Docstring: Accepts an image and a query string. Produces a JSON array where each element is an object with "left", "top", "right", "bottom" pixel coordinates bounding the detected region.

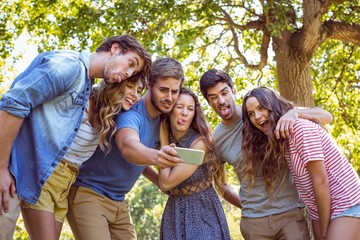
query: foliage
[
  {"left": 312, "top": 42, "right": 360, "bottom": 172},
  {"left": 14, "top": 215, "right": 74, "bottom": 240},
  {"left": 126, "top": 175, "right": 168, "bottom": 239}
]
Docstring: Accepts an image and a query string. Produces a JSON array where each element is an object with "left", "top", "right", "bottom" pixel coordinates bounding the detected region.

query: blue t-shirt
[{"left": 74, "top": 99, "right": 160, "bottom": 201}]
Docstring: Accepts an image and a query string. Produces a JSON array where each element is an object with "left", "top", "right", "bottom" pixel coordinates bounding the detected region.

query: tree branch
[
  {"left": 214, "top": 2, "right": 268, "bottom": 70},
  {"left": 302, "top": 0, "right": 324, "bottom": 51},
  {"left": 322, "top": 20, "right": 360, "bottom": 45}
]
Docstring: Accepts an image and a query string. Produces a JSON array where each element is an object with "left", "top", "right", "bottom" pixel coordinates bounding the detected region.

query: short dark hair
[
  {"left": 96, "top": 35, "right": 152, "bottom": 88},
  {"left": 199, "top": 69, "right": 234, "bottom": 101},
  {"left": 149, "top": 57, "right": 185, "bottom": 86}
]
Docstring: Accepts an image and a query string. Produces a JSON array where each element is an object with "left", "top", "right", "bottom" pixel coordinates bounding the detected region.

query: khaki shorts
[
  {"left": 21, "top": 160, "right": 78, "bottom": 223},
  {"left": 240, "top": 207, "right": 311, "bottom": 240}
]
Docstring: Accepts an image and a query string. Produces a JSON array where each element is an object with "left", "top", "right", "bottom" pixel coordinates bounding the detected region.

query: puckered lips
[{"left": 161, "top": 100, "right": 174, "bottom": 110}]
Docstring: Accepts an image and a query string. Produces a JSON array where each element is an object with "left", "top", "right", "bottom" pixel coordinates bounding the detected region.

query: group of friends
[{"left": 0, "top": 34, "right": 359, "bottom": 240}]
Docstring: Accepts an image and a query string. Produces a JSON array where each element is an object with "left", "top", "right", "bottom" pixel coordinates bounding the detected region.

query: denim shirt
[{"left": 0, "top": 50, "right": 91, "bottom": 204}]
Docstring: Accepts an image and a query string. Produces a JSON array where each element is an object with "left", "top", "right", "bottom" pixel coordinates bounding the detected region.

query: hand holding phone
[{"left": 174, "top": 147, "right": 205, "bottom": 165}]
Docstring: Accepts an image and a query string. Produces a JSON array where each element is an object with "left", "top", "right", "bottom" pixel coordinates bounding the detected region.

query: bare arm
[
  {"left": 307, "top": 160, "right": 331, "bottom": 240},
  {"left": 218, "top": 164, "right": 242, "bottom": 208},
  {"left": 223, "top": 182, "right": 242, "bottom": 209},
  {"left": 142, "top": 166, "right": 160, "bottom": 188},
  {"left": 275, "top": 107, "right": 333, "bottom": 139},
  {"left": 158, "top": 139, "right": 206, "bottom": 191},
  {"left": 115, "top": 128, "right": 182, "bottom": 168},
  {"left": 0, "top": 110, "right": 23, "bottom": 213}
]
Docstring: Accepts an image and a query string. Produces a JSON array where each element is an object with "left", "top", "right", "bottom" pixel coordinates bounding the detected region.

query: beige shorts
[
  {"left": 21, "top": 160, "right": 78, "bottom": 223},
  {"left": 240, "top": 207, "right": 311, "bottom": 240},
  {"left": 0, "top": 195, "right": 20, "bottom": 240}
]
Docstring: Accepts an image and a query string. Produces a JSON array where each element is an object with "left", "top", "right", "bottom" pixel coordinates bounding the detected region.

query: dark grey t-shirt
[{"left": 213, "top": 118, "right": 304, "bottom": 218}]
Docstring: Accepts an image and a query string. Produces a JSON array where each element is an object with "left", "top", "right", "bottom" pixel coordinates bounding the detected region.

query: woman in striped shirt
[{"left": 240, "top": 86, "right": 360, "bottom": 240}]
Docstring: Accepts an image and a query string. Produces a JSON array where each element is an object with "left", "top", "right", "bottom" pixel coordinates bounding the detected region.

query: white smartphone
[{"left": 174, "top": 147, "right": 205, "bottom": 165}]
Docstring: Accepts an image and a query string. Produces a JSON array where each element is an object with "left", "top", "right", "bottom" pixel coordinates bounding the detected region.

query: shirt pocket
[{"left": 54, "top": 91, "right": 84, "bottom": 118}]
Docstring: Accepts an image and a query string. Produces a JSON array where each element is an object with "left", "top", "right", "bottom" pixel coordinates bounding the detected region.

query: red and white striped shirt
[{"left": 286, "top": 119, "right": 360, "bottom": 220}]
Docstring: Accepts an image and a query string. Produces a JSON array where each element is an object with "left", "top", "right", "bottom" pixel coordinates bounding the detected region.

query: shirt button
[{"left": 74, "top": 128, "right": 78, "bottom": 132}]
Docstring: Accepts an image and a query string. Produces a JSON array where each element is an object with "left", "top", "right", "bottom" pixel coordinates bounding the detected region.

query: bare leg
[
  {"left": 311, "top": 220, "right": 322, "bottom": 240},
  {"left": 327, "top": 217, "right": 360, "bottom": 240},
  {"left": 22, "top": 209, "right": 63, "bottom": 240}
]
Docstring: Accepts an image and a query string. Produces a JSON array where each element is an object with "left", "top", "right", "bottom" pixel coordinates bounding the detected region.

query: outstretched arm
[
  {"left": 0, "top": 110, "right": 23, "bottom": 213},
  {"left": 275, "top": 107, "right": 333, "bottom": 139},
  {"left": 115, "top": 128, "right": 182, "bottom": 168}
]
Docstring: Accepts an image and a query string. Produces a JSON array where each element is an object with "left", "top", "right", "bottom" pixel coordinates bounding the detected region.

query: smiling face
[
  {"left": 150, "top": 77, "right": 181, "bottom": 114},
  {"left": 121, "top": 79, "right": 144, "bottom": 110},
  {"left": 103, "top": 51, "right": 144, "bottom": 84},
  {"left": 206, "top": 82, "right": 237, "bottom": 124},
  {"left": 245, "top": 96, "right": 271, "bottom": 134},
  {"left": 170, "top": 93, "right": 195, "bottom": 139}
]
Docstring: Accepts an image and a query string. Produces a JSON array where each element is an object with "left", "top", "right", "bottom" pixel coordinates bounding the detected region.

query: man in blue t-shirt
[{"left": 67, "top": 57, "right": 185, "bottom": 240}]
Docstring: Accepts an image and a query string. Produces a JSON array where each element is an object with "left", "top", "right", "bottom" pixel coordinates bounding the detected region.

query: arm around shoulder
[{"left": 296, "top": 107, "right": 333, "bottom": 125}]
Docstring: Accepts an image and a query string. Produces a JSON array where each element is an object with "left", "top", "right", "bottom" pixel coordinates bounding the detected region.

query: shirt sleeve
[
  {"left": 0, "top": 51, "right": 81, "bottom": 118},
  {"left": 291, "top": 119, "right": 325, "bottom": 166},
  {"left": 116, "top": 108, "right": 142, "bottom": 134}
]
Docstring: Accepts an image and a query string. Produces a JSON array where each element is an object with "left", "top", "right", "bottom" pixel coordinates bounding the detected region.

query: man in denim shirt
[{"left": 0, "top": 35, "right": 151, "bottom": 240}]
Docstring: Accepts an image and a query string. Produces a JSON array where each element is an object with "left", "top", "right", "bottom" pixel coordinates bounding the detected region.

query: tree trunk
[{"left": 273, "top": 37, "right": 315, "bottom": 107}]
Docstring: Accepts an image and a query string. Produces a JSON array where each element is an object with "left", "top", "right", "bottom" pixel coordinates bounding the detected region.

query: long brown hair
[
  {"left": 90, "top": 77, "right": 144, "bottom": 154},
  {"left": 240, "top": 86, "right": 295, "bottom": 196},
  {"left": 164, "top": 87, "right": 225, "bottom": 194}
]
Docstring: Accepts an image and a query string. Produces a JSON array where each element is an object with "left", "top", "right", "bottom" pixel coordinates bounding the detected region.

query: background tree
[{"left": 1, "top": 0, "right": 359, "bottom": 168}]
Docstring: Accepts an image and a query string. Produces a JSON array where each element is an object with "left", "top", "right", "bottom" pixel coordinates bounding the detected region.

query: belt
[
  {"left": 171, "top": 178, "right": 211, "bottom": 197},
  {"left": 60, "top": 159, "right": 79, "bottom": 172}
]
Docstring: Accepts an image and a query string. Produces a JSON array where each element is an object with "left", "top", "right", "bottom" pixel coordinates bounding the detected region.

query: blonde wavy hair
[{"left": 90, "top": 77, "right": 144, "bottom": 154}]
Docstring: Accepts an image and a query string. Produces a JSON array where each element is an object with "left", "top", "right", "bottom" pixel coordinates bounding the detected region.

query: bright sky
[{"left": 11, "top": 33, "right": 38, "bottom": 72}]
